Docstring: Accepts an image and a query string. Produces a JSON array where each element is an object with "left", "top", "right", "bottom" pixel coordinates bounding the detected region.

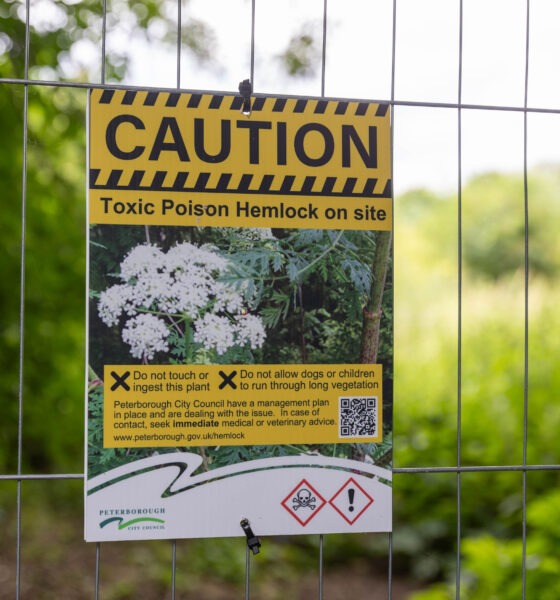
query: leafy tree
[
  {"left": 393, "top": 171, "right": 560, "bottom": 587},
  {"left": 1, "top": 0, "right": 215, "bottom": 81},
  {"left": 278, "top": 24, "right": 322, "bottom": 77},
  {"left": 0, "top": 83, "right": 86, "bottom": 472},
  {"left": 0, "top": 0, "right": 214, "bottom": 473}
]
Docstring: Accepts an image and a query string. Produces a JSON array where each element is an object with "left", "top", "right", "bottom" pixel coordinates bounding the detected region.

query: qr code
[{"left": 339, "top": 396, "right": 377, "bottom": 438}]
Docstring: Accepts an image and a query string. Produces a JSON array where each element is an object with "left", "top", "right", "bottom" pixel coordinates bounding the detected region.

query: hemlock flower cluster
[{"left": 98, "top": 242, "right": 266, "bottom": 361}]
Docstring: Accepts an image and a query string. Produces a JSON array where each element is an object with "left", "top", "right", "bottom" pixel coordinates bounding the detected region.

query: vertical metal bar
[
  {"left": 388, "top": 1, "right": 397, "bottom": 596},
  {"left": 250, "top": 0, "right": 256, "bottom": 86},
  {"left": 241, "top": 3, "right": 256, "bottom": 595},
  {"left": 456, "top": 1, "right": 464, "bottom": 598},
  {"left": 318, "top": 534, "right": 324, "bottom": 600},
  {"left": 318, "top": 1, "right": 328, "bottom": 591},
  {"left": 176, "top": 0, "right": 182, "bottom": 88},
  {"left": 171, "top": 540, "right": 177, "bottom": 599},
  {"left": 245, "top": 545, "right": 251, "bottom": 600},
  {"left": 521, "top": 1, "right": 531, "bottom": 598},
  {"left": 16, "top": 0, "right": 32, "bottom": 596},
  {"left": 320, "top": 0, "right": 328, "bottom": 97},
  {"left": 101, "top": 0, "right": 107, "bottom": 83},
  {"left": 95, "top": 543, "right": 101, "bottom": 600},
  {"left": 239, "top": 3, "right": 257, "bottom": 594},
  {"left": 15, "top": 101, "right": 28, "bottom": 600},
  {"left": 96, "top": 1, "right": 108, "bottom": 595},
  {"left": 388, "top": 533, "right": 393, "bottom": 599}
]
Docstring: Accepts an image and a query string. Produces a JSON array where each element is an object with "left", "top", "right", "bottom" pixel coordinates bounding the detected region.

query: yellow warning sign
[
  {"left": 104, "top": 364, "right": 382, "bottom": 448},
  {"left": 89, "top": 89, "right": 392, "bottom": 230}
]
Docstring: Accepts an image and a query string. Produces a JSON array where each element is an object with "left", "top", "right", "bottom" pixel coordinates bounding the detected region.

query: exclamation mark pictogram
[{"left": 348, "top": 488, "right": 355, "bottom": 512}]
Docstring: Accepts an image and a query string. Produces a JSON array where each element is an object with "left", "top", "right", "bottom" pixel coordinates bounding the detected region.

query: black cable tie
[
  {"left": 240, "top": 518, "right": 261, "bottom": 555},
  {"left": 238, "top": 79, "right": 252, "bottom": 116}
]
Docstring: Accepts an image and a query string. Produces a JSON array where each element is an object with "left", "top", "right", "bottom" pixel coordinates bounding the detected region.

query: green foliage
[
  {"left": 1, "top": 0, "right": 214, "bottom": 82},
  {"left": 412, "top": 489, "right": 560, "bottom": 600},
  {"left": 0, "top": 0, "right": 218, "bottom": 475},
  {"left": 393, "top": 173, "right": 560, "bottom": 590},
  {"left": 398, "top": 168, "right": 560, "bottom": 282},
  {"left": 3, "top": 0, "right": 560, "bottom": 592},
  {"left": 0, "top": 82, "right": 86, "bottom": 473},
  {"left": 277, "top": 24, "right": 321, "bottom": 77},
  {"left": 86, "top": 225, "right": 391, "bottom": 477},
  {"left": 88, "top": 225, "right": 385, "bottom": 370}
]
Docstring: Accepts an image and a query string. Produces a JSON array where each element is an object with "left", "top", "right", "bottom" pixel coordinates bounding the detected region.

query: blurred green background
[{"left": 1, "top": 0, "right": 560, "bottom": 598}]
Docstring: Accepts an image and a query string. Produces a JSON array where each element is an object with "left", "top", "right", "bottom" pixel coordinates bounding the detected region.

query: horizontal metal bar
[
  {"left": 1, "top": 464, "right": 559, "bottom": 482},
  {"left": 0, "top": 474, "right": 84, "bottom": 481},
  {"left": 394, "top": 464, "right": 560, "bottom": 474},
  {"left": 1, "top": 77, "right": 560, "bottom": 115}
]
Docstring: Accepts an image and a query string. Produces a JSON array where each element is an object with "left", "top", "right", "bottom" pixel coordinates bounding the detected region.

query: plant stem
[
  {"left": 183, "top": 317, "right": 193, "bottom": 363},
  {"left": 297, "top": 284, "right": 308, "bottom": 363},
  {"left": 359, "top": 230, "right": 392, "bottom": 363}
]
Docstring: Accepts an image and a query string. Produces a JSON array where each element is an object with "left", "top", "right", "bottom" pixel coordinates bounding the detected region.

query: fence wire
[{"left": 2, "top": 0, "right": 560, "bottom": 598}]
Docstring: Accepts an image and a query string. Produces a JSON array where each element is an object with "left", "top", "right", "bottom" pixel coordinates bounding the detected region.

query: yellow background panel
[{"left": 103, "top": 364, "right": 383, "bottom": 448}]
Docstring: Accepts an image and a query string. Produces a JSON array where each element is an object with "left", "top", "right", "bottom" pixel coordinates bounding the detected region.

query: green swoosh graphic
[{"left": 100, "top": 516, "right": 165, "bottom": 529}]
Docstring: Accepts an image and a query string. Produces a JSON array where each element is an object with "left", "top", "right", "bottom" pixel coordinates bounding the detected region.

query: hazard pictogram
[
  {"left": 329, "top": 477, "right": 374, "bottom": 524},
  {"left": 281, "top": 478, "right": 326, "bottom": 526}
]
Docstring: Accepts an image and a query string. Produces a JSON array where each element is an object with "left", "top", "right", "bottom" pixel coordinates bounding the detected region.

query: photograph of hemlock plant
[{"left": 87, "top": 224, "right": 392, "bottom": 477}]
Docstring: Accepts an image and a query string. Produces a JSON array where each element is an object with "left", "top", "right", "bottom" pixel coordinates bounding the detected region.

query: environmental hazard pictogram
[
  {"left": 328, "top": 477, "right": 374, "bottom": 524},
  {"left": 281, "top": 478, "right": 326, "bottom": 526}
]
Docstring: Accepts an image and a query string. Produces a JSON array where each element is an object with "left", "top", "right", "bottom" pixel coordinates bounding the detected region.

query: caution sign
[
  {"left": 85, "top": 87, "right": 393, "bottom": 542},
  {"left": 89, "top": 89, "right": 391, "bottom": 230}
]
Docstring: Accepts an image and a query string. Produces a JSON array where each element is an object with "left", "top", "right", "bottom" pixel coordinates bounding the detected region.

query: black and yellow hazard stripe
[
  {"left": 89, "top": 168, "right": 391, "bottom": 198},
  {"left": 96, "top": 88, "right": 389, "bottom": 118},
  {"left": 89, "top": 89, "right": 392, "bottom": 199}
]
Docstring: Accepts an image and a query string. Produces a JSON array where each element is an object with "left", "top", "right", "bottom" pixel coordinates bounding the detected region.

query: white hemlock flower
[
  {"left": 213, "top": 282, "right": 245, "bottom": 314},
  {"left": 165, "top": 242, "right": 229, "bottom": 274},
  {"left": 120, "top": 244, "right": 165, "bottom": 280},
  {"left": 98, "top": 284, "right": 131, "bottom": 327},
  {"left": 121, "top": 314, "right": 170, "bottom": 360},
  {"left": 193, "top": 313, "right": 236, "bottom": 355},
  {"left": 98, "top": 241, "right": 267, "bottom": 360},
  {"left": 234, "top": 314, "right": 266, "bottom": 349},
  {"left": 130, "top": 271, "right": 173, "bottom": 313}
]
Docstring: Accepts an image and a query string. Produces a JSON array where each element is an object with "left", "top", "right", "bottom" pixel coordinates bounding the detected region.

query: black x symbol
[
  {"left": 110, "top": 370, "right": 131, "bottom": 391},
  {"left": 218, "top": 370, "right": 238, "bottom": 390}
]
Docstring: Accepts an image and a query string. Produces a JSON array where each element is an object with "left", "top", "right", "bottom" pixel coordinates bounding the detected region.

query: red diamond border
[
  {"left": 281, "top": 478, "right": 327, "bottom": 526},
  {"left": 328, "top": 477, "right": 374, "bottom": 525}
]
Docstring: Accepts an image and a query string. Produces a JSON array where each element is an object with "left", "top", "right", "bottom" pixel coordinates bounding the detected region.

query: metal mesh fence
[{"left": 2, "top": 0, "right": 560, "bottom": 598}]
